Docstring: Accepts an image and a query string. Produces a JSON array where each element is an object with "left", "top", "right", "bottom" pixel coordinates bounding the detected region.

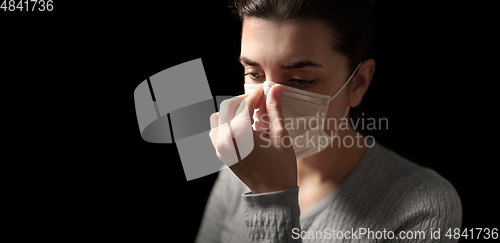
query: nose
[{"left": 261, "top": 80, "right": 280, "bottom": 95}]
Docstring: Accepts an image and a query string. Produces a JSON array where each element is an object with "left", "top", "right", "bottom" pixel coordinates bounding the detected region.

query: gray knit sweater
[{"left": 195, "top": 143, "right": 462, "bottom": 242}]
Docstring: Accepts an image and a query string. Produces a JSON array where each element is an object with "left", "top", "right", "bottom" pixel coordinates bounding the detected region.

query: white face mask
[{"left": 244, "top": 63, "right": 361, "bottom": 160}]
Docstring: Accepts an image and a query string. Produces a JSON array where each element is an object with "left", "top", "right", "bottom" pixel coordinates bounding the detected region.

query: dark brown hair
[{"left": 235, "top": 0, "right": 375, "bottom": 75}]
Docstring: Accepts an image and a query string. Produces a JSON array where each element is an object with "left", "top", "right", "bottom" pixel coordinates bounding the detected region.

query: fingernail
[{"left": 210, "top": 113, "right": 217, "bottom": 129}]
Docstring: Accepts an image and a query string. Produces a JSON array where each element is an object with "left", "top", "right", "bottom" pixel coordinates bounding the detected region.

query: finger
[
  {"left": 213, "top": 113, "right": 239, "bottom": 166},
  {"left": 266, "top": 84, "right": 287, "bottom": 138},
  {"left": 253, "top": 88, "right": 268, "bottom": 131},
  {"left": 209, "top": 111, "right": 238, "bottom": 165},
  {"left": 209, "top": 112, "right": 219, "bottom": 147},
  {"left": 219, "top": 95, "right": 247, "bottom": 129},
  {"left": 232, "top": 84, "right": 263, "bottom": 135},
  {"left": 232, "top": 88, "right": 262, "bottom": 160},
  {"left": 219, "top": 88, "right": 261, "bottom": 162},
  {"left": 235, "top": 84, "right": 263, "bottom": 120},
  {"left": 210, "top": 112, "right": 218, "bottom": 130},
  {"left": 231, "top": 99, "right": 255, "bottom": 160},
  {"left": 217, "top": 97, "right": 246, "bottom": 166}
]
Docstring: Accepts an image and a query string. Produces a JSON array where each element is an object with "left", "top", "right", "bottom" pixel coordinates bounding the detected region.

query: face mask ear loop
[
  {"left": 333, "top": 106, "right": 351, "bottom": 137},
  {"left": 329, "top": 63, "right": 362, "bottom": 102}
]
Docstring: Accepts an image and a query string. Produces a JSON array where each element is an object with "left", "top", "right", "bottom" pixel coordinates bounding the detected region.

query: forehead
[{"left": 241, "top": 18, "right": 335, "bottom": 63}]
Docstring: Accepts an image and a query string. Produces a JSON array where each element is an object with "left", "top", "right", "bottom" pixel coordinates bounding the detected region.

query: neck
[{"left": 296, "top": 125, "right": 368, "bottom": 187}]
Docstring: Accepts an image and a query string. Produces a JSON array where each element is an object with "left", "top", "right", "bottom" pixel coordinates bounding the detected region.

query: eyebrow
[
  {"left": 239, "top": 56, "right": 323, "bottom": 70},
  {"left": 282, "top": 60, "right": 323, "bottom": 69},
  {"left": 239, "top": 56, "right": 261, "bottom": 67}
]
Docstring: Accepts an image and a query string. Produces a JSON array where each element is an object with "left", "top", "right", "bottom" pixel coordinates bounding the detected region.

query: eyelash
[
  {"left": 243, "top": 72, "right": 261, "bottom": 80},
  {"left": 244, "top": 73, "right": 315, "bottom": 88},
  {"left": 289, "top": 79, "right": 315, "bottom": 85}
]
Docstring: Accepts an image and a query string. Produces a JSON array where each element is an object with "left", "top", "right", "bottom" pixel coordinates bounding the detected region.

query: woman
[{"left": 197, "top": 0, "right": 461, "bottom": 242}]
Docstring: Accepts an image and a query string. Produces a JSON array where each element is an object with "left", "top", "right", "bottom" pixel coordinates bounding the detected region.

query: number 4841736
[{"left": 1, "top": 0, "right": 54, "bottom": 11}]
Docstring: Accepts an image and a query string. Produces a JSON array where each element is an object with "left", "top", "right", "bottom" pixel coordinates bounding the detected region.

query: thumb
[{"left": 266, "top": 84, "right": 287, "bottom": 138}]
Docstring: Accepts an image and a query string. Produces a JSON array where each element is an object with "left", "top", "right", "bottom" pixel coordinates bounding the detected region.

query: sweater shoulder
[
  {"left": 364, "top": 143, "right": 457, "bottom": 194},
  {"left": 363, "top": 144, "right": 462, "bottom": 230},
  {"left": 380, "top": 144, "right": 460, "bottom": 202},
  {"left": 390, "top": 167, "right": 463, "bottom": 232}
]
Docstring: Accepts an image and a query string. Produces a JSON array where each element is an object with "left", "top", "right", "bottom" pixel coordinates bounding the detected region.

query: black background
[{"left": 3, "top": 0, "right": 498, "bottom": 241}]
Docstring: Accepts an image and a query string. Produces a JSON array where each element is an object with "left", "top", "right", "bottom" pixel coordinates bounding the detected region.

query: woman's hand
[{"left": 209, "top": 84, "right": 297, "bottom": 194}]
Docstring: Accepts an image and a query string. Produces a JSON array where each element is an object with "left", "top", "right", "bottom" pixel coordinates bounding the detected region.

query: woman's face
[{"left": 240, "top": 17, "right": 355, "bottom": 134}]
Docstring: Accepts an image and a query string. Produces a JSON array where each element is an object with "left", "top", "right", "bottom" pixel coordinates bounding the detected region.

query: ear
[{"left": 349, "top": 59, "right": 375, "bottom": 108}]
